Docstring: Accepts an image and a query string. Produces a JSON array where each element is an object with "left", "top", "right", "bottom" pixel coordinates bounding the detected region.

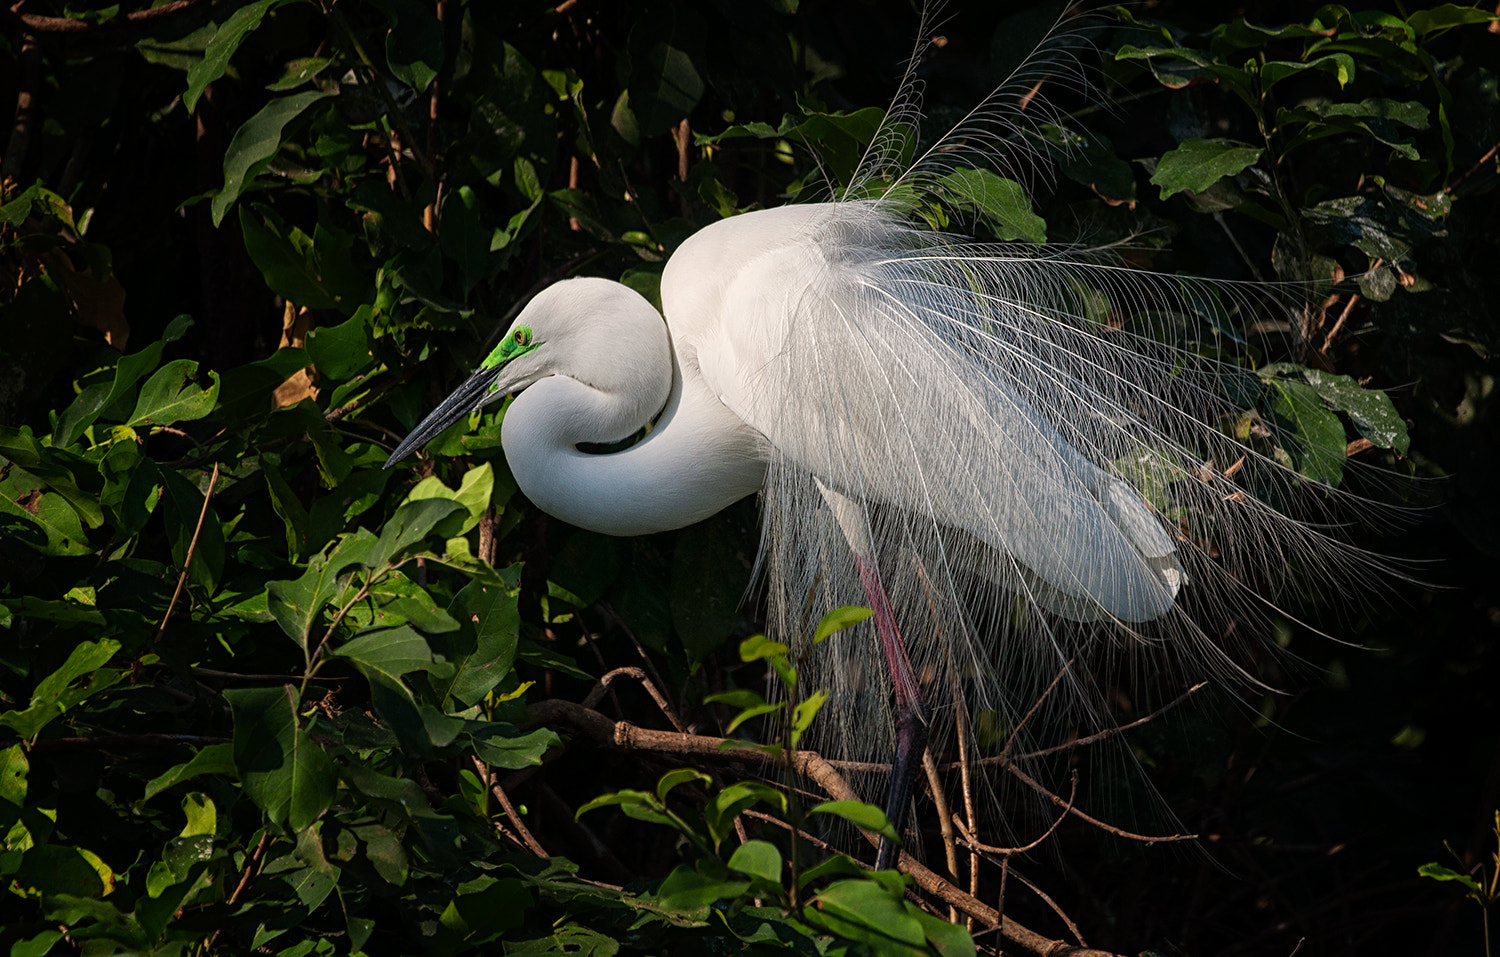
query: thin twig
[
  {"left": 301, "top": 578, "right": 376, "bottom": 694},
  {"left": 1003, "top": 762, "right": 1195, "bottom": 844},
  {"left": 922, "top": 748, "right": 961, "bottom": 921},
  {"left": 1005, "top": 681, "right": 1207, "bottom": 762},
  {"left": 998, "top": 658, "right": 1074, "bottom": 763},
  {"left": 597, "top": 601, "right": 676, "bottom": 720},
  {"left": 473, "top": 757, "right": 547, "bottom": 857},
  {"left": 955, "top": 770, "right": 1078, "bottom": 856},
  {"left": 1321, "top": 288, "right": 1362, "bottom": 355},
  {"left": 155, "top": 461, "right": 221, "bottom": 642},
  {"left": 4, "top": 0, "right": 209, "bottom": 34},
  {"left": 203, "top": 828, "right": 271, "bottom": 953}
]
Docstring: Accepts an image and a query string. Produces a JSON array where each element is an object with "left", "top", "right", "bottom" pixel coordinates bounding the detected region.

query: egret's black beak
[{"left": 383, "top": 366, "right": 504, "bottom": 468}]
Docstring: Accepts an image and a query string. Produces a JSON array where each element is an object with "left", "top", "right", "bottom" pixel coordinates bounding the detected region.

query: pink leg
[{"left": 855, "top": 553, "right": 929, "bottom": 871}]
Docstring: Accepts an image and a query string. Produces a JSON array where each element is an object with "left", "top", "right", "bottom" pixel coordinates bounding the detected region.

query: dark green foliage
[{"left": 0, "top": 2, "right": 1496, "bottom": 956}]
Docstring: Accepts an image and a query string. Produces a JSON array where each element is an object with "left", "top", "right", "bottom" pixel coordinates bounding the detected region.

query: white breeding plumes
[{"left": 386, "top": 13, "right": 1393, "bottom": 868}]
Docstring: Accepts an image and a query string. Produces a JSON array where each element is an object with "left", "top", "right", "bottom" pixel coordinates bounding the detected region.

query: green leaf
[
  {"left": 1261, "top": 54, "right": 1356, "bottom": 90},
  {"left": 53, "top": 315, "right": 192, "bottom": 447},
  {"left": 126, "top": 359, "right": 220, "bottom": 428},
  {"left": 225, "top": 686, "right": 335, "bottom": 830},
  {"left": 814, "top": 606, "right": 872, "bottom": 644},
  {"left": 141, "top": 744, "right": 237, "bottom": 804},
  {"left": 738, "top": 634, "right": 789, "bottom": 662},
  {"left": 706, "top": 782, "right": 787, "bottom": 845},
  {"left": 213, "top": 90, "right": 331, "bottom": 226},
  {"left": 1406, "top": 4, "right": 1498, "bottom": 36},
  {"left": 239, "top": 206, "right": 336, "bottom": 310},
  {"left": 1151, "top": 139, "right": 1263, "bottom": 199},
  {"left": 336, "top": 630, "right": 464, "bottom": 758},
  {"left": 367, "top": 498, "right": 467, "bottom": 570},
  {"left": 14, "top": 845, "right": 114, "bottom": 899},
  {"left": 789, "top": 689, "right": 828, "bottom": 748},
  {"left": 305, "top": 309, "right": 373, "bottom": 381},
  {"left": 266, "top": 530, "right": 375, "bottom": 649},
  {"left": 711, "top": 108, "right": 890, "bottom": 188},
  {"left": 185, "top": 0, "right": 278, "bottom": 112},
  {"left": 437, "top": 875, "right": 531, "bottom": 946},
  {"left": 803, "top": 879, "right": 925, "bottom": 948},
  {"left": 626, "top": 8, "right": 706, "bottom": 137},
  {"left": 405, "top": 463, "right": 494, "bottom": 538},
  {"left": 440, "top": 577, "right": 522, "bottom": 708},
  {"left": 1417, "top": 861, "right": 1483, "bottom": 893},
  {"left": 656, "top": 768, "right": 711, "bottom": 803},
  {"left": 264, "top": 463, "right": 311, "bottom": 562},
  {"left": 467, "top": 724, "right": 559, "bottom": 770},
  {"left": 654, "top": 864, "right": 750, "bottom": 915},
  {"left": 727, "top": 840, "right": 782, "bottom": 883},
  {"left": 1265, "top": 377, "right": 1347, "bottom": 486},
  {"left": 0, "top": 744, "right": 28, "bottom": 805},
  {"left": 1301, "top": 370, "right": 1410, "bottom": 453},
  {"left": 0, "top": 490, "right": 93, "bottom": 557},
  {"left": 268, "top": 56, "right": 333, "bottom": 91},
  {"left": 10, "top": 930, "right": 65, "bottom": 957},
  {"left": 915, "top": 908, "right": 978, "bottom": 956},
  {"left": 361, "top": 573, "right": 460, "bottom": 635},
  {"left": 577, "top": 789, "right": 671, "bottom": 825},
  {"left": 0, "top": 639, "right": 121, "bottom": 740},
  {"left": 384, "top": 0, "right": 443, "bottom": 91},
  {"left": 936, "top": 169, "right": 1047, "bottom": 244},
  {"left": 1041, "top": 124, "right": 1137, "bottom": 205},
  {"left": 331, "top": 625, "right": 453, "bottom": 682},
  {"left": 720, "top": 699, "right": 780, "bottom": 736},
  {"left": 809, "top": 800, "right": 898, "bottom": 841}
]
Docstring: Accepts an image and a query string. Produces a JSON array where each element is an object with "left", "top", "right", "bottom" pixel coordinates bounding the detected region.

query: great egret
[{"left": 385, "top": 19, "right": 1386, "bottom": 872}]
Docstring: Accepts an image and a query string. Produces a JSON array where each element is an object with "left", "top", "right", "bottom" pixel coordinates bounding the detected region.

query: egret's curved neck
[{"left": 502, "top": 365, "right": 766, "bottom": 537}]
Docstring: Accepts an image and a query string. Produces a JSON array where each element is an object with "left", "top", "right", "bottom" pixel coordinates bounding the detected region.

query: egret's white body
[
  {"left": 388, "top": 22, "right": 1386, "bottom": 866},
  {"left": 499, "top": 202, "right": 1183, "bottom": 621}
]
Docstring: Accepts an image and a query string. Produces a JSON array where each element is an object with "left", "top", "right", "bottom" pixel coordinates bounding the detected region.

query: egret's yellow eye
[{"left": 514, "top": 330, "right": 525, "bottom": 344}]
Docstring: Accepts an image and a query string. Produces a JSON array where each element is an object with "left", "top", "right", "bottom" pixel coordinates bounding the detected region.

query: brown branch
[
  {"left": 890, "top": 846, "right": 1123, "bottom": 957},
  {"left": 567, "top": 156, "right": 582, "bottom": 231},
  {"left": 2, "top": 34, "right": 39, "bottom": 179},
  {"left": 6, "top": 0, "right": 210, "bottom": 33},
  {"left": 155, "top": 461, "right": 221, "bottom": 642},
  {"left": 674, "top": 119, "right": 691, "bottom": 182},
  {"left": 583, "top": 666, "right": 687, "bottom": 733},
  {"left": 527, "top": 698, "right": 1123, "bottom": 957},
  {"left": 921, "top": 748, "right": 961, "bottom": 921}
]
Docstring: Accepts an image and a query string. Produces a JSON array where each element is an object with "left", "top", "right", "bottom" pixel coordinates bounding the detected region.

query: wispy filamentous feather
[{"left": 741, "top": 13, "right": 1396, "bottom": 833}]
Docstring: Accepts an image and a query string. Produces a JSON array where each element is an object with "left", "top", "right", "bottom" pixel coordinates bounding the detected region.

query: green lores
[{"left": 482, "top": 324, "right": 537, "bottom": 372}]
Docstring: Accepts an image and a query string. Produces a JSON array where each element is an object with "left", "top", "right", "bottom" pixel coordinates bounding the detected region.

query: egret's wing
[{"left": 683, "top": 203, "right": 1184, "bottom": 623}]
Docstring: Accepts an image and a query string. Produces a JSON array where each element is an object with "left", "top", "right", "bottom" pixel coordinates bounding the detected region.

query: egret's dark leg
[
  {"left": 855, "top": 554, "right": 929, "bottom": 871},
  {"left": 811, "top": 478, "right": 929, "bottom": 870}
]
